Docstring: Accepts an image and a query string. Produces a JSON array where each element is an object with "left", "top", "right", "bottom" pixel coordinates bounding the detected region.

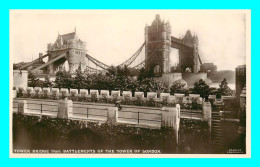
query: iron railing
[
  {"left": 13, "top": 99, "right": 203, "bottom": 121},
  {"left": 26, "top": 102, "right": 58, "bottom": 114},
  {"left": 180, "top": 109, "right": 203, "bottom": 119},
  {"left": 118, "top": 109, "right": 162, "bottom": 124},
  {"left": 12, "top": 99, "right": 58, "bottom": 115},
  {"left": 25, "top": 102, "right": 58, "bottom": 114},
  {"left": 71, "top": 104, "right": 108, "bottom": 120}
]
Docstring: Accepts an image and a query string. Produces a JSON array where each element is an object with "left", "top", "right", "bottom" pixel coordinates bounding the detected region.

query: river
[{"left": 210, "top": 83, "right": 235, "bottom": 90}]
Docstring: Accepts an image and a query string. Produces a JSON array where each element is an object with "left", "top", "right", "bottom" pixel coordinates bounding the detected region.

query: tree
[
  {"left": 137, "top": 68, "right": 154, "bottom": 81},
  {"left": 50, "top": 65, "right": 170, "bottom": 96},
  {"left": 73, "top": 68, "right": 87, "bottom": 90},
  {"left": 137, "top": 78, "right": 168, "bottom": 96},
  {"left": 41, "top": 75, "right": 53, "bottom": 88},
  {"left": 95, "top": 74, "right": 114, "bottom": 90},
  {"left": 106, "top": 66, "right": 118, "bottom": 77},
  {"left": 218, "top": 78, "right": 234, "bottom": 96},
  {"left": 28, "top": 72, "right": 41, "bottom": 87},
  {"left": 153, "top": 79, "right": 169, "bottom": 95},
  {"left": 170, "top": 80, "right": 187, "bottom": 95},
  {"left": 54, "top": 70, "right": 73, "bottom": 89},
  {"left": 193, "top": 79, "right": 209, "bottom": 98}
]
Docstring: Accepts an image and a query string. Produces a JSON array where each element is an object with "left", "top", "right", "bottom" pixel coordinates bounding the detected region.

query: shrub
[
  {"left": 28, "top": 72, "right": 43, "bottom": 88},
  {"left": 17, "top": 87, "right": 24, "bottom": 97},
  {"left": 170, "top": 80, "right": 187, "bottom": 95},
  {"left": 90, "top": 93, "right": 98, "bottom": 102},
  {"left": 218, "top": 78, "right": 234, "bottom": 96},
  {"left": 54, "top": 70, "right": 73, "bottom": 89},
  {"left": 193, "top": 79, "right": 209, "bottom": 98},
  {"left": 191, "top": 102, "right": 202, "bottom": 110}
]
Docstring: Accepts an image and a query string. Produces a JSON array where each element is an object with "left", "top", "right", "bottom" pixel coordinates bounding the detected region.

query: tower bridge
[
  {"left": 145, "top": 14, "right": 201, "bottom": 74},
  {"left": 16, "top": 14, "right": 207, "bottom": 87}
]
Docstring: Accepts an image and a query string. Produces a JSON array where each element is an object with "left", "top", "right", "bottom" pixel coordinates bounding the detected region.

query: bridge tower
[
  {"left": 145, "top": 14, "right": 171, "bottom": 74},
  {"left": 47, "top": 28, "right": 87, "bottom": 74},
  {"left": 181, "top": 30, "right": 200, "bottom": 73}
]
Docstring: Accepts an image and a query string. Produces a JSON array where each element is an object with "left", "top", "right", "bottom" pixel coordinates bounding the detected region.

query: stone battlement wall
[{"left": 14, "top": 86, "right": 224, "bottom": 107}]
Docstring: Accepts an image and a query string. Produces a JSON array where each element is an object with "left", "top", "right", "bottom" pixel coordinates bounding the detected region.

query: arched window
[
  {"left": 185, "top": 67, "right": 192, "bottom": 73},
  {"left": 154, "top": 65, "right": 161, "bottom": 74}
]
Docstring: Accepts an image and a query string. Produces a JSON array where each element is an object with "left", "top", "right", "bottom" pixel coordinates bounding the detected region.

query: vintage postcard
[{"left": 9, "top": 10, "right": 251, "bottom": 158}]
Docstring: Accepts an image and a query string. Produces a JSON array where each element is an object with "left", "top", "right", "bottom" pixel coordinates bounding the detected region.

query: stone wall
[
  {"left": 13, "top": 113, "right": 179, "bottom": 153},
  {"left": 13, "top": 97, "right": 213, "bottom": 149},
  {"left": 158, "top": 73, "right": 182, "bottom": 88},
  {"left": 14, "top": 88, "right": 213, "bottom": 126},
  {"left": 15, "top": 87, "right": 205, "bottom": 107},
  {"left": 13, "top": 98, "right": 179, "bottom": 130}
]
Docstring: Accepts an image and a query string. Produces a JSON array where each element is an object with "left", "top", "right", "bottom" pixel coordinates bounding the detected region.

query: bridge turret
[
  {"left": 192, "top": 34, "right": 200, "bottom": 73},
  {"left": 193, "top": 34, "right": 199, "bottom": 45}
]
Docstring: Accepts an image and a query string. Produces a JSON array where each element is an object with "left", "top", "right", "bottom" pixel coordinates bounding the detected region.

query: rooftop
[{"left": 59, "top": 32, "right": 77, "bottom": 45}]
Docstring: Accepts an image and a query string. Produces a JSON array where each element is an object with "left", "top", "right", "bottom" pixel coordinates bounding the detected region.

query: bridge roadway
[
  {"left": 19, "top": 54, "right": 49, "bottom": 70},
  {"left": 30, "top": 53, "right": 66, "bottom": 73},
  {"left": 12, "top": 98, "right": 203, "bottom": 129}
]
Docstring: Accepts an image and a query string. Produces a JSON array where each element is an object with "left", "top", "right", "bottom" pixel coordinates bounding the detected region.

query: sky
[{"left": 10, "top": 10, "right": 248, "bottom": 71}]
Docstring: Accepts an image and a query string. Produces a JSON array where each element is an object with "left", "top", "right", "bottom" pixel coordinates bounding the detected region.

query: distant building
[
  {"left": 236, "top": 65, "right": 246, "bottom": 101},
  {"left": 200, "top": 63, "right": 217, "bottom": 73}
]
